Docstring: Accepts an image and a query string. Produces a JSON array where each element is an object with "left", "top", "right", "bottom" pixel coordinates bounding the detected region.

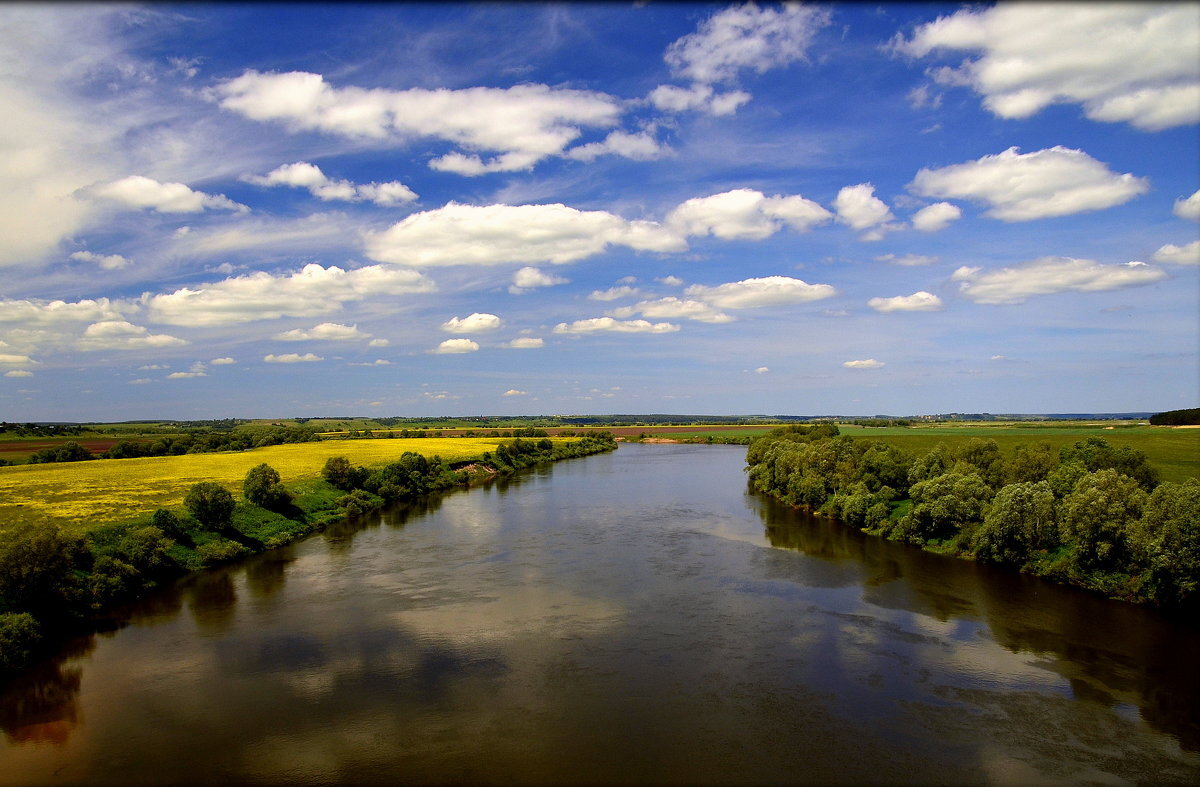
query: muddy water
[{"left": 1, "top": 444, "right": 1197, "bottom": 784}]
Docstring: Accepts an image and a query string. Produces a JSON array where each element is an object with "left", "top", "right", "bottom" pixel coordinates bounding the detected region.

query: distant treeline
[
  {"left": 746, "top": 425, "right": 1198, "bottom": 608},
  {"left": 0, "top": 433, "right": 616, "bottom": 674},
  {"left": 23, "top": 425, "right": 321, "bottom": 465},
  {"left": 1150, "top": 408, "right": 1200, "bottom": 426},
  {"left": 0, "top": 423, "right": 86, "bottom": 437},
  {"left": 334, "top": 428, "right": 552, "bottom": 439}
]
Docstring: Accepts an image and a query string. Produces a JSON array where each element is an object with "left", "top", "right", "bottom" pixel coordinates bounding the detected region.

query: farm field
[
  {"left": 0, "top": 437, "right": 511, "bottom": 535},
  {"left": 836, "top": 423, "right": 1200, "bottom": 483}
]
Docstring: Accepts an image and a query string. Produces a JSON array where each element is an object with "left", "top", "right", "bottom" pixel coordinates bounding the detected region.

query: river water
[{"left": 2, "top": 444, "right": 1197, "bottom": 784}]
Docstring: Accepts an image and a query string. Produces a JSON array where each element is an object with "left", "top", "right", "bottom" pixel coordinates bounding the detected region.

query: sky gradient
[{"left": 1, "top": 2, "right": 1198, "bottom": 420}]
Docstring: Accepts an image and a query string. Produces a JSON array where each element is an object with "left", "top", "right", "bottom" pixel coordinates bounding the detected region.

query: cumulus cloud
[
  {"left": 366, "top": 202, "right": 684, "bottom": 267},
  {"left": 668, "top": 188, "right": 833, "bottom": 240},
  {"left": 894, "top": 4, "right": 1200, "bottom": 131},
  {"left": 610, "top": 297, "right": 732, "bottom": 324},
  {"left": 0, "top": 353, "right": 38, "bottom": 367},
  {"left": 867, "top": 291, "right": 944, "bottom": 313},
  {"left": 664, "top": 2, "right": 832, "bottom": 84},
  {"left": 684, "top": 276, "right": 836, "bottom": 309},
  {"left": 647, "top": 83, "right": 751, "bottom": 116},
  {"left": 264, "top": 352, "right": 323, "bottom": 363},
  {"left": 274, "top": 322, "right": 371, "bottom": 341},
  {"left": 1175, "top": 190, "right": 1200, "bottom": 221},
  {"left": 834, "top": 184, "right": 898, "bottom": 238},
  {"left": 566, "top": 130, "right": 669, "bottom": 162},
  {"left": 874, "top": 253, "right": 938, "bottom": 266},
  {"left": 843, "top": 359, "right": 885, "bottom": 369},
  {"left": 441, "top": 313, "right": 502, "bottom": 333},
  {"left": 910, "top": 146, "right": 1149, "bottom": 221},
  {"left": 1154, "top": 240, "right": 1200, "bottom": 266},
  {"left": 507, "top": 337, "right": 544, "bottom": 349},
  {"left": 588, "top": 286, "right": 640, "bottom": 302},
  {"left": 0, "top": 297, "right": 124, "bottom": 326},
  {"left": 244, "top": 161, "right": 417, "bottom": 206},
  {"left": 911, "top": 201, "right": 962, "bottom": 232},
  {"left": 210, "top": 357, "right": 236, "bottom": 365},
  {"left": 502, "top": 389, "right": 527, "bottom": 396},
  {"left": 91, "top": 175, "right": 247, "bottom": 213},
  {"left": 754, "top": 366, "right": 769, "bottom": 374},
  {"left": 69, "top": 250, "right": 130, "bottom": 270},
  {"left": 433, "top": 338, "right": 479, "bottom": 354},
  {"left": 145, "top": 263, "right": 434, "bottom": 326},
  {"left": 553, "top": 318, "right": 679, "bottom": 335},
  {"left": 212, "top": 70, "right": 631, "bottom": 174},
  {"left": 952, "top": 256, "right": 1168, "bottom": 304},
  {"left": 5, "top": 370, "right": 34, "bottom": 378},
  {"left": 79, "top": 320, "right": 187, "bottom": 350},
  {"left": 368, "top": 338, "right": 390, "bottom": 348},
  {"left": 509, "top": 266, "right": 568, "bottom": 294}
]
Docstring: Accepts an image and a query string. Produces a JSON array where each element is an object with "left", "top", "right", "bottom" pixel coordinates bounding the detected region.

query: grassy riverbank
[{"left": 0, "top": 434, "right": 616, "bottom": 674}]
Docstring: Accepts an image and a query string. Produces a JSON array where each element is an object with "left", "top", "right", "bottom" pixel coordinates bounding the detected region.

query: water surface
[{"left": 2, "top": 444, "right": 1197, "bottom": 784}]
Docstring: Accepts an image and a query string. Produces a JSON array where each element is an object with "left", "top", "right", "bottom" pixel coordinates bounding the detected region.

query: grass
[
  {"left": 0, "top": 437, "right": 513, "bottom": 535},
  {"left": 836, "top": 423, "right": 1199, "bottom": 483}
]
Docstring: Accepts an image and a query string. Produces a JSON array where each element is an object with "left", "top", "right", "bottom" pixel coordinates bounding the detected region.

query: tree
[
  {"left": 1007, "top": 441, "right": 1058, "bottom": 484},
  {"left": 972, "top": 481, "right": 1057, "bottom": 565},
  {"left": 1060, "top": 437, "right": 1158, "bottom": 491},
  {"left": 1059, "top": 469, "right": 1147, "bottom": 574},
  {"left": 243, "top": 463, "right": 291, "bottom": 510},
  {"left": 0, "top": 522, "right": 86, "bottom": 615},
  {"left": 898, "top": 471, "right": 993, "bottom": 544},
  {"left": 1137, "top": 479, "right": 1200, "bottom": 605},
  {"left": 322, "top": 456, "right": 364, "bottom": 490},
  {"left": 184, "top": 482, "right": 235, "bottom": 530}
]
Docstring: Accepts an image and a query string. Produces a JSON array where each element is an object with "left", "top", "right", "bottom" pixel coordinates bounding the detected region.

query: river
[{"left": 2, "top": 443, "right": 1197, "bottom": 784}]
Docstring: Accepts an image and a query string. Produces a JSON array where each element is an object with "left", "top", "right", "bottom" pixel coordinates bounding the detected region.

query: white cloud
[
  {"left": 368, "top": 338, "right": 390, "bottom": 348},
  {"left": 874, "top": 253, "right": 938, "bottom": 267},
  {"left": 952, "top": 257, "right": 1168, "bottom": 304},
  {"left": 1175, "top": 190, "right": 1200, "bottom": 221},
  {"left": 553, "top": 318, "right": 680, "bottom": 335},
  {"left": 244, "top": 161, "right": 417, "bottom": 206},
  {"left": 664, "top": 2, "right": 832, "bottom": 84},
  {"left": 264, "top": 353, "right": 323, "bottom": 363},
  {"left": 658, "top": 275, "right": 684, "bottom": 287},
  {"left": 510, "top": 266, "right": 568, "bottom": 294},
  {"left": 867, "top": 291, "right": 944, "bottom": 313},
  {"left": 1153, "top": 240, "right": 1200, "bottom": 266},
  {"left": 588, "top": 286, "right": 640, "bottom": 302},
  {"left": 78, "top": 320, "right": 187, "bottom": 350},
  {"left": 169, "top": 212, "right": 359, "bottom": 258},
  {"left": 366, "top": 202, "right": 684, "bottom": 267},
  {"left": 911, "top": 202, "right": 962, "bottom": 232},
  {"left": 507, "top": 337, "right": 544, "bottom": 349},
  {"left": 128, "top": 377, "right": 152, "bottom": 384},
  {"left": 909, "top": 146, "right": 1149, "bottom": 221},
  {"left": 210, "top": 357, "right": 236, "bottom": 365},
  {"left": 349, "top": 359, "right": 392, "bottom": 367},
  {"left": 5, "top": 370, "right": 34, "bottom": 378},
  {"left": 754, "top": 366, "right": 769, "bottom": 374},
  {"left": 843, "top": 359, "right": 885, "bottom": 369},
  {"left": 0, "top": 297, "right": 125, "bottom": 326},
  {"left": 0, "top": 354, "right": 37, "bottom": 367},
  {"left": 502, "top": 389, "right": 527, "bottom": 397},
  {"left": 611, "top": 297, "right": 733, "bottom": 324},
  {"left": 69, "top": 250, "right": 130, "bottom": 270},
  {"left": 895, "top": 4, "right": 1200, "bottom": 131},
  {"left": 646, "top": 84, "right": 751, "bottom": 116},
  {"left": 145, "top": 263, "right": 434, "bottom": 326},
  {"left": 274, "top": 322, "right": 371, "bottom": 341},
  {"left": 91, "top": 175, "right": 246, "bottom": 213},
  {"left": 442, "top": 313, "right": 502, "bottom": 334},
  {"left": 684, "top": 276, "right": 836, "bottom": 309},
  {"left": 166, "top": 370, "right": 206, "bottom": 379},
  {"left": 566, "top": 130, "right": 669, "bottom": 162},
  {"left": 433, "top": 338, "right": 479, "bottom": 354},
  {"left": 667, "top": 188, "right": 832, "bottom": 240},
  {"left": 212, "top": 70, "right": 630, "bottom": 174},
  {"left": 834, "top": 184, "right": 896, "bottom": 232}
]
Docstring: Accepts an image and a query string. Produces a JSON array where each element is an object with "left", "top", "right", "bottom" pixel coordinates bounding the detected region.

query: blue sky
[{"left": 1, "top": 2, "right": 1197, "bottom": 420}]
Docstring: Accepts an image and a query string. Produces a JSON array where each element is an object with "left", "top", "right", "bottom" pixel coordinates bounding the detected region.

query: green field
[{"left": 0, "top": 437, "right": 514, "bottom": 535}]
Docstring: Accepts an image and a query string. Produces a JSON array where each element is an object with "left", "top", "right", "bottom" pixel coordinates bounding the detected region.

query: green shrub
[
  {"left": 243, "top": 463, "right": 292, "bottom": 510},
  {"left": 0, "top": 522, "right": 87, "bottom": 615},
  {"left": 195, "top": 540, "right": 250, "bottom": 567},
  {"left": 184, "top": 482, "right": 236, "bottom": 529},
  {"left": 0, "top": 612, "right": 41, "bottom": 672}
]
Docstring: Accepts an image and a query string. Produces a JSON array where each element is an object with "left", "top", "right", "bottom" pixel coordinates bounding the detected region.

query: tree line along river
[{"left": 1, "top": 443, "right": 1197, "bottom": 784}]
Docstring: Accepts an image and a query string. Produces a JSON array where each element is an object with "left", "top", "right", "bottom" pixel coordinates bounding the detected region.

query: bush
[
  {"left": 897, "top": 472, "right": 993, "bottom": 544},
  {"left": 336, "top": 489, "right": 380, "bottom": 516},
  {"left": 195, "top": 539, "right": 250, "bottom": 567},
  {"left": 322, "top": 456, "right": 367, "bottom": 491},
  {"left": 184, "top": 482, "right": 236, "bottom": 529},
  {"left": 1137, "top": 478, "right": 1200, "bottom": 605},
  {"left": 150, "top": 508, "right": 186, "bottom": 540},
  {"left": 0, "top": 522, "right": 87, "bottom": 615},
  {"left": 0, "top": 612, "right": 41, "bottom": 672},
  {"left": 243, "top": 463, "right": 292, "bottom": 511},
  {"left": 972, "top": 481, "right": 1057, "bottom": 565},
  {"left": 1059, "top": 469, "right": 1148, "bottom": 574}
]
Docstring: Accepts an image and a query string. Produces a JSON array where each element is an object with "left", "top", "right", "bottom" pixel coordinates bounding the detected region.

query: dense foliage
[
  {"left": 747, "top": 427, "right": 1197, "bottom": 608},
  {"left": 1150, "top": 408, "right": 1200, "bottom": 426}
]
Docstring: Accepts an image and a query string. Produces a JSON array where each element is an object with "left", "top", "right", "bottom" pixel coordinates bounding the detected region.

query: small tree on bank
[
  {"left": 184, "top": 482, "right": 235, "bottom": 530},
  {"left": 243, "top": 463, "right": 291, "bottom": 511}
]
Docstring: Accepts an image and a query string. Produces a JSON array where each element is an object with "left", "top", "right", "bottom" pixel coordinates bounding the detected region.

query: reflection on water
[{"left": 1, "top": 445, "right": 1197, "bottom": 785}]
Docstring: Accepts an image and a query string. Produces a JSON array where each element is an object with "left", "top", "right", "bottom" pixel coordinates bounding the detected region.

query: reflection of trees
[
  {"left": 0, "top": 635, "right": 94, "bottom": 745},
  {"left": 244, "top": 552, "right": 292, "bottom": 603},
  {"left": 753, "top": 485, "right": 1200, "bottom": 752},
  {"left": 186, "top": 570, "right": 238, "bottom": 635}
]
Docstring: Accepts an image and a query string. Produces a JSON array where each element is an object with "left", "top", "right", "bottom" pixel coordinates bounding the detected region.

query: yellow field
[{"left": 0, "top": 438, "right": 510, "bottom": 534}]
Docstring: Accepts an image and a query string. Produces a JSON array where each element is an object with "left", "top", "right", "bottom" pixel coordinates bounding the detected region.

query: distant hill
[{"left": 1149, "top": 408, "right": 1200, "bottom": 426}]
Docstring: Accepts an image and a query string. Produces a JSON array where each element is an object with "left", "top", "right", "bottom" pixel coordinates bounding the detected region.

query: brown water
[{"left": 1, "top": 444, "right": 1197, "bottom": 785}]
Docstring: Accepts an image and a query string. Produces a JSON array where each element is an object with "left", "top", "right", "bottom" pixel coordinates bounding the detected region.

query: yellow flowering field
[{"left": 0, "top": 438, "right": 509, "bottom": 534}]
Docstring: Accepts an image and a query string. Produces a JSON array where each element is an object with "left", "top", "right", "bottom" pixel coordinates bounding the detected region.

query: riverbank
[{"left": 0, "top": 434, "right": 617, "bottom": 676}]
